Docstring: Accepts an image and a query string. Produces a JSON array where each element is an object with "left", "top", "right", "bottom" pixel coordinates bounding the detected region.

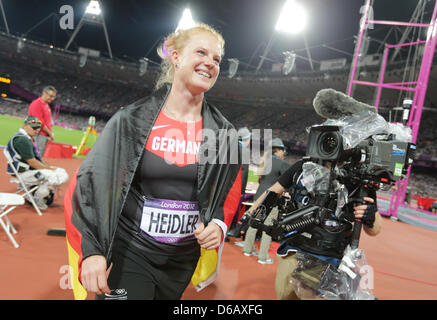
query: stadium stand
[{"left": 0, "top": 32, "right": 436, "bottom": 201}]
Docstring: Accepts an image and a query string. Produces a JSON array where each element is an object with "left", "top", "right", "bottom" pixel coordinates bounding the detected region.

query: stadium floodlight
[
  {"left": 176, "top": 8, "right": 196, "bottom": 32},
  {"left": 257, "top": 0, "right": 308, "bottom": 72},
  {"left": 65, "top": 0, "right": 112, "bottom": 59},
  {"left": 275, "top": 0, "right": 307, "bottom": 35},
  {"left": 86, "top": 0, "right": 102, "bottom": 16},
  {"left": 228, "top": 58, "right": 239, "bottom": 78}
]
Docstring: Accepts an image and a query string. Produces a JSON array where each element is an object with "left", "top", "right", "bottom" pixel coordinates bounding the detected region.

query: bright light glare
[
  {"left": 86, "top": 0, "right": 102, "bottom": 15},
  {"left": 275, "top": 0, "right": 307, "bottom": 34},
  {"left": 176, "top": 8, "right": 196, "bottom": 32}
]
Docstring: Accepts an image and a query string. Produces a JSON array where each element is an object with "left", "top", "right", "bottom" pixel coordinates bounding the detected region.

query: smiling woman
[{"left": 65, "top": 21, "right": 242, "bottom": 300}]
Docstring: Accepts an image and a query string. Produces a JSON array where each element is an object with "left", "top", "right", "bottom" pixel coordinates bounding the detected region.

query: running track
[{"left": 0, "top": 156, "right": 436, "bottom": 300}]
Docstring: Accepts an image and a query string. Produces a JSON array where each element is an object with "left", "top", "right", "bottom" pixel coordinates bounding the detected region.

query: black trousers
[{"left": 97, "top": 236, "right": 201, "bottom": 300}]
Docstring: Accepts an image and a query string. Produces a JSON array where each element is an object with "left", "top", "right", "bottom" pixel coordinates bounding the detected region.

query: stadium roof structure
[
  {"left": 1, "top": 0, "right": 437, "bottom": 110},
  {"left": 0, "top": 1, "right": 428, "bottom": 67},
  {"left": 64, "top": 0, "right": 113, "bottom": 59}
]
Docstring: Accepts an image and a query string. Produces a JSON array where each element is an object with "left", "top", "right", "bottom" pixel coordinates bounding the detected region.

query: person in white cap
[{"left": 243, "top": 138, "right": 290, "bottom": 264}]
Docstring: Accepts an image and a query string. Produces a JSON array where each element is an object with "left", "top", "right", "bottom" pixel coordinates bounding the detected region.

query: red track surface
[{"left": 0, "top": 156, "right": 436, "bottom": 300}]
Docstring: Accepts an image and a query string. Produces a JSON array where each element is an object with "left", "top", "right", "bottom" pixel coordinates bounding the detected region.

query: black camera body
[
  {"left": 245, "top": 123, "right": 416, "bottom": 245},
  {"left": 306, "top": 125, "right": 416, "bottom": 182}
]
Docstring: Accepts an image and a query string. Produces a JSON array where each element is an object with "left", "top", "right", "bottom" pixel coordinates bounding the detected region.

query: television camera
[{"left": 243, "top": 91, "right": 416, "bottom": 249}]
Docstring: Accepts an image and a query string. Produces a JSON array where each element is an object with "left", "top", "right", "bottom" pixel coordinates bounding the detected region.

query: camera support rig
[
  {"left": 244, "top": 158, "right": 387, "bottom": 250},
  {"left": 244, "top": 161, "right": 342, "bottom": 243}
]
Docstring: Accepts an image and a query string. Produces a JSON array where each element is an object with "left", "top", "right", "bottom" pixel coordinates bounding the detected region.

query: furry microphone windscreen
[{"left": 313, "top": 88, "right": 377, "bottom": 119}]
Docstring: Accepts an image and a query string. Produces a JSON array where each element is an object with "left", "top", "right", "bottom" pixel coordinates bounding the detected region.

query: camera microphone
[{"left": 313, "top": 88, "right": 377, "bottom": 120}]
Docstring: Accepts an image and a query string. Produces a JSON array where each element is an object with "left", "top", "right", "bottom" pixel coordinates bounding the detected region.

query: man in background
[{"left": 28, "top": 86, "right": 57, "bottom": 156}]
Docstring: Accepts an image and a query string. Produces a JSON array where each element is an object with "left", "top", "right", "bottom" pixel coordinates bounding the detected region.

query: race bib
[{"left": 140, "top": 198, "right": 200, "bottom": 244}]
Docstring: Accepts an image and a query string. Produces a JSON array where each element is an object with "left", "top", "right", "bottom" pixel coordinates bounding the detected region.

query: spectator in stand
[{"left": 27, "top": 86, "right": 57, "bottom": 156}]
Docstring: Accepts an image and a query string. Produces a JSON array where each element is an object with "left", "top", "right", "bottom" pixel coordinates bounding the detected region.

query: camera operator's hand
[
  {"left": 237, "top": 212, "right": 252, "bottom": 235},
  {"left": 353, "top": 197, "right": 377, "bottom": 228}
]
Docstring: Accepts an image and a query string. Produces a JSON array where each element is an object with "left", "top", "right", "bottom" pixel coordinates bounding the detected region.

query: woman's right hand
[{"left": 81, "top": 255, "right": 112, "bottom": 295}]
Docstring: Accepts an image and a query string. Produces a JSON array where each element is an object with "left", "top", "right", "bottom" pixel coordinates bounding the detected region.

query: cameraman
[{"left": 244, "top": 158, "right": 382, "bottom": 300}]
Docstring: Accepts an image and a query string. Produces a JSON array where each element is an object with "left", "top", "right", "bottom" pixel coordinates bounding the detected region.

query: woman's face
[{"left": 172, "top": 32, "right": 222, "bottom": 95}]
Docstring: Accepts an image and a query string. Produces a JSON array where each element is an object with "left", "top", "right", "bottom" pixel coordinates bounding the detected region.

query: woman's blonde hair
[{"left": 154, "top": 23, "right": 225, "bottom": 90}]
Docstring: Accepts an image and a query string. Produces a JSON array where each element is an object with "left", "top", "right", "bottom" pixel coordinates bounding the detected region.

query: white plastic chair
[
  {"left": 0, "top": 193, "right": 24, "bottom": 248},
  {"left": 3, "top": 148, "right": 43, "bottom": 216}
]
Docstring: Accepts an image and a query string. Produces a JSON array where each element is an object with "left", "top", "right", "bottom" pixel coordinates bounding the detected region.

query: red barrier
[
  {"left": 412, "top": 195, "right": 437, "bottom": 210},
  {"left": 43, "top": 141, "right": 74, "bottom": 159}
]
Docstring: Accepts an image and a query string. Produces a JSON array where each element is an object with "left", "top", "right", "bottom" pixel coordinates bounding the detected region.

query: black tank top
[{"left": 116, "top": 111, "right": 203, "bottom": 255}]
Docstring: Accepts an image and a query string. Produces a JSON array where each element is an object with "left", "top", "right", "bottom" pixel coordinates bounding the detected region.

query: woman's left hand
[{"left": 194, "top": 222, "right": 223, "bottom": 250}]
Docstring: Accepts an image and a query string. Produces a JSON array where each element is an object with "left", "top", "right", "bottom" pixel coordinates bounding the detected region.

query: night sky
[{"left": 0, "top": 0, "right": 428, "bottom": 70}]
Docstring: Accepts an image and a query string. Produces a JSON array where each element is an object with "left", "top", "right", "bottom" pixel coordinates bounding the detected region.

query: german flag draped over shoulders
[
  {"left": 63, "top": 86, "right": 243, "bottom": 299},
  {"left": 64, "top": 168, "right": 87, "bottom": 299},
  {"left": 191, "top": 167, "right": 242, "bottom": 291}
]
